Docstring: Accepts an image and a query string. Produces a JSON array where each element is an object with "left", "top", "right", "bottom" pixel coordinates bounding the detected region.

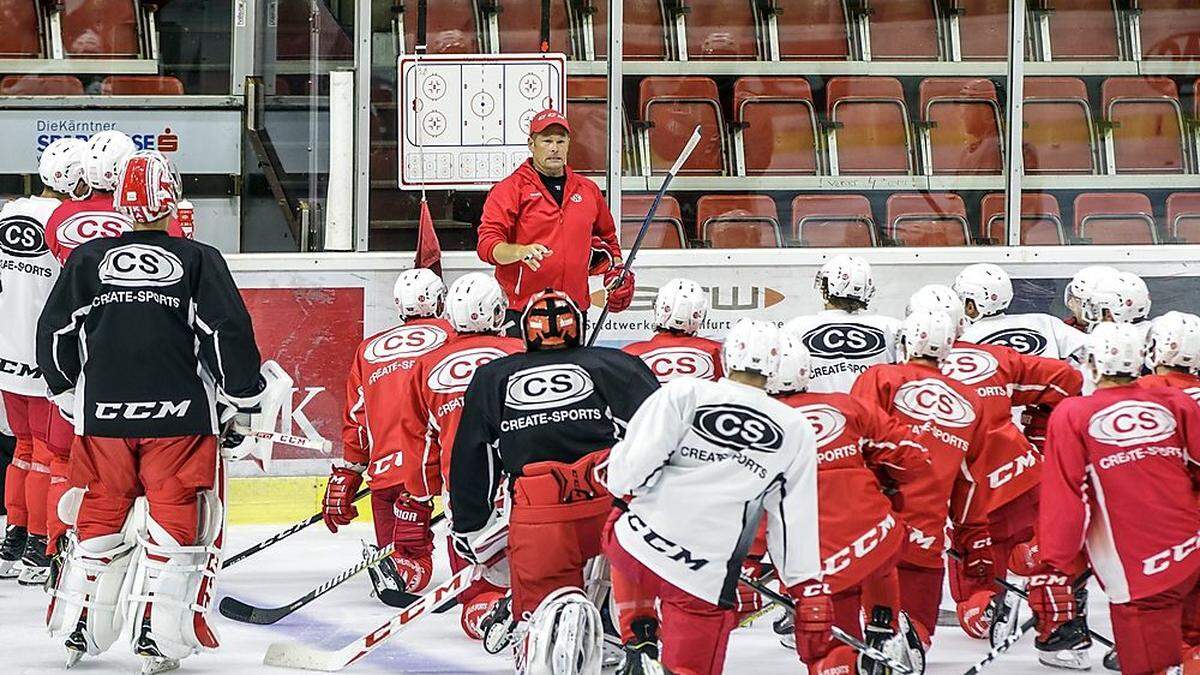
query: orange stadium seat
[
  {"left": 566, "top": 77, "right": 611, "bottom": 174},
  {"left": 621, "top": 194, "right": 686, "bottom": 249},
  {"left": 683, "top": 0, "right": 761, "bottom": 60},
  {"left": 495, "top": 0, "right": 571, "bottom": 55},
  {"left": 62, "top": 0, "right": 140, "bottom": 57},
  {"left": 827, "top": 77, "right": 913, "bottom": 175},
  {"left": 100, "top": 76, "right": 184, "bottom": 95},
  {"left": 980, "top": 193, "right": 1066, "bottom": 245},
  {"left": 0, "top": 75, "right": 84, "bottom": 95},
  {"left": 638, "top": 76, "right": 726, "bottom": 175},
  {"left": 1102, "top": 77, "right": 1186, "bottom": 174},
  {"left": 591, "top": 0, "right": 669, "bottom": 60},
  {"left": 1136, "top": 1, "right": 1200, "bottom": 60},
  {"left": 886, "top": 193, "right": 971, "bottom": 246},
  {"left": 1073, "top": 193, "right": 1158, "bottom": 244},
  {"left": 958, "top": 0, "right": 1011, "bottom": 60},
  {"left": 1043, "top": 0, "right": 1120, "bottom": 60},
  {"left": 276, "top": 0, "right": 353, "bottom": 59},
  {"left": 790, "top": 195, "right": 878, "bottom": 247},
  {"left": 733, "top": 77, "right": 818, "bottom": 175},
  {"left": 1167, "top": 193, "right": 1200, "bottom": 243},
  {"left": 0, "top": 0, "right": 42, "bottom": 57},
  {"left": 698, "top": 195, "right": 783, "bottom": 248},
  {"left": 775, "top": 0, "right": 852, "bottom": 60},
  {"left": 868, "top": 0, "right": 940, "bottom": 60},
  {"left": 920, "top": 78, "right": 1003, "bottom": 174},
  {"left": 1022, "top": 77, "right": 1097, "bottom": 174},
  {"left": 400, "top": 0, "right": 479, "bottom": 53}
]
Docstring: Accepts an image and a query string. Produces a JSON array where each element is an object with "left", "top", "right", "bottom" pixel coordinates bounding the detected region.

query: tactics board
[{"left": 397, "top": 52, "right": 567, "bottom": 190}]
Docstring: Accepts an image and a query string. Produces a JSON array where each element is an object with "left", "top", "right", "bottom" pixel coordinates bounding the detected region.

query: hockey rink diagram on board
[{"left": 398, "top": 53, "right": 567, "bottom": 190}]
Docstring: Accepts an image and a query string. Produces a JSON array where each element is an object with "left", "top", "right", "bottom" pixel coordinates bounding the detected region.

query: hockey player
[
  {"left": 394, "top": 272, "right": 523, "bottom": 638},
  {"left": 785, "top": 254, "right": 902, "bottom": 393},
  {"left": 1139, "top": 311, "right": 1200, "bottom": 395},
  {"left": 0, "top": 137, "right": 81, "bottom": 581},
  {"left": 449, "top": 288, "right": 658, "bottom": 671},
  {"left": 1034, "top": 322, "right": 1200, "bottom": 675},
  {"left": 1082, "top": 271, "right": 1152, "bottom": 339},
  {"left": 622, "top": 278, "right": 723, "bottom": 385},
  {"left": 605, "top": 319, "right": 824, "bottom": 675},
  {"left": 324, "top": 268, "right": 453, "bottom": 596},
  {"left": 1062, "top": 265, "right": 1120, "bottom": 332},
  {"left": 37, "top": 150, "right": 264, "bottom": 672}
]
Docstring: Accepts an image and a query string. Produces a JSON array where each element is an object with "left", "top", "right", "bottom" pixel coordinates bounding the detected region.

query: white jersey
[
  {"left": 961, "top": 312, "right": 1089, "bottom": 362},
  {"left": 0, "top": 196, "right": 60, "bottom": 396},
  {"left": 607, "top": 377, "right": 821, "bottom": 607},
  {"left": 783, "top": 309, "right": 902, "bottom": 393}
]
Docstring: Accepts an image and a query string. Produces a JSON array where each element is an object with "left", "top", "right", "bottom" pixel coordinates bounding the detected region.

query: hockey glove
[
  {"left": 789, "top": 582, "right": 834, "bottom": 664},
  {"left": 322, "top": 464, "right": 364, "bottom": 533},
  {"left": 951, "top": 525, "right": 994, "bottom": 582},
  {"left": 1008, "top": 538, "right": 1043, "bottom": 576},
  {"left": 604, "top": 264, "right": 636, "bottom": 313},
  {"left": 390, "top": 495, "right": 435, "bottom": 593},
  {"left": 588, "top": 236, "right": 619, "bottom": 275},
  {"left": 1027, "top": 571, "right": 1076, "bottom": 643}
]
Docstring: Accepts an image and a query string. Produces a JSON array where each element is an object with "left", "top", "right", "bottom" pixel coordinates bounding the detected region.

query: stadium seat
[
  {"left": 1102, "top": 77, "right": 1187, "bottom": 174},
  {"left": 775, "top": 0, "right": 852, "bottom": 60},
  {"left": 826, "top": 77, "right": 913, "bottom": 175},
  {"left": 1022, "top": 77, "right": 1097, "bottom": 174},
  {"left": 1043, "top": 0, "right": 1120, "bottom": 60},
  {"left": 495, "top": 0, "right": 572, "bottom": 55},
  {"left": 0, "top": 75, "right": 84, "bottom": 95},
  {"left": 1167, "top": 193, "right": 1200, "bottom": 243},
  {"left": 62, "top": 0, "right": 140, "bottom": 57},
  {"left": 920, "top": 78, "right": 1003, "bottom": 174},
  {"left": 566, "top": 77, "right": 612, "bottom": 174},
  {"left": 958, "top": 0, "right": 1011, "bottom": 60},
  {"left": 732, "top": 77, "right": 818, "bottom": 175},
  {"left": 621, "top": 194, "right": 686, "bottom": 249},
  {"left": 591, "top": 0, "right": 669, "bottom": 60},
  {"left": 276, "top": 0, "right": 353, "bottom": 59},
  {"left": 1137, "top": 1, "right": 1200, "bottom": 60},
  {"left": 0, "top": 0, "right": 42, "bottom": 57},
  {"left": 683, "top": 0, "right": 761, "bottom": 60},
  {"left": 867, "top": 0, "right": 940, "bottom": 60},
  {"left": 638, "top": 77, "right": 726, "bottom": 175},
  {"left": 698, "top": 195, "right": 783, "bottom": 248},
  {"left": 400, "top": 0, "right": 479, "bottom": 53},
  {"left": 100, "top": 76, "right": 184, "bottom": 95},
  {"left": 886, "top": 193, "right": 971, "bottom": 246},
  {"left": 980, "top": 193, "right": 1066, "bottom": 245},
  {"left": 1073, "top": 193, "right": 1158, "bottom": 244},
  {"left": 790, "top": 195, "right": 877, "bottom": 247}
]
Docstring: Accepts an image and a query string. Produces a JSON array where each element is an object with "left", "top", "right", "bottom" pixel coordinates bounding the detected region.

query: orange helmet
[{"left": 521, "top": 289, "right": 583, "bottom": 350}]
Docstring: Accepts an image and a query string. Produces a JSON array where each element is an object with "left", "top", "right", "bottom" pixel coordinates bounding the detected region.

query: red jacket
[
  {"left": 45, "top": 193, "right": 184, "bottom": 264},
  {"left": 476, "top": 160, "right": 618, "bottom": 311},
  {"left": 621, "top": 332, "right": 724, "bottom": 384},
  {"left": 1138, "top": 371, "right": 1200, "bottom": 402}
]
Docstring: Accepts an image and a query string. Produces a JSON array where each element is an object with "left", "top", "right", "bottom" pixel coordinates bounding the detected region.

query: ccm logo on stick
[
  {"left": 893, "top": 378, "right": 976, "bottom": 428},
  {"left": 363, "top": 324, "right": 448, "bottom": 363},
  {"left": 802, "top": 323, "right": 887, "bottom": 359},
  {"left": 639, "top": 346, "right": 715, "bottom": 382},
  {"left": 942, "top": 348, "right": 1000, "bottom": 385},
  {"left": 95, "top": 400, "right": 191, "bottom": 419},
  {"left": 0, "top": 216, "right": 48, "bottom": 257},
  {"left": 56, "top": 211, "right": 131, "bottom": 248},
  {"left": 427, "top": 347, "right": 509, "bottom": 393},
  {"left": 505, "top": 364, "right": 594, "bottom": 410},
  {"left": 795, "top": 403, "right": 847, "bottom": 448},
  {"left": 98, "top": 244, "right": 184, "bottom": 287},
  {"left": 980, "top": 328, "right": 1048, "bottom": 356},
  {"left": 692, "top": 404, "right": 784, "bottom": 453},
  {"left": 1088, "top": 400, "right": 1177, "bottom": 447}
]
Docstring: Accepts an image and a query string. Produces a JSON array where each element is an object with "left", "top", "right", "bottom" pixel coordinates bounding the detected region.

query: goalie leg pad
[
  {"left": 520, "top": 587, "right": 603, "bottom": 675},
  {"left": 47, "top": 532, "right": 136, "bottom": 656}
]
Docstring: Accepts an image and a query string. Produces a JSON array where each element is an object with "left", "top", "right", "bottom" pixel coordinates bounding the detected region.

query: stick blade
[
  {"left": 263, "top": 641, "right": 347, "bottom": 671},
  {"left": 218, "top": 596, "right": 285, "bottom": 625}
]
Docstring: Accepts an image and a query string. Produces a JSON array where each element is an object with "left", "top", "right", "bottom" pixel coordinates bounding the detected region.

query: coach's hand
[{"left": 604, "top": 264, "right": 636, "bottom": 313}]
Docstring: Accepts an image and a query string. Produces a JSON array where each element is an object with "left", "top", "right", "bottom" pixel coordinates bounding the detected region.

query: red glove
[
  {"left": 790, "top": 582, "right": 834, "bottom": 664},
  {"left": 1009, "top": 538, "right": 1043, "bottom": 576},
  {"left": 953, "top": 525, "right": 994, "bottom": 580},
  {"left": 588, "top": 236, "right": 619, "bottom": 275},
  {"left": 604, "top": 264, "right": 636, "bottom": 313},
  {"left": 1021, "top": 404, "right": 1052, "bottom": 452},
  {"left": 390, "top": 495, "right": 435, "bottom": 593},
  {"left": 322, "top": 465, "right": 364, "bottom": 533},
  {"left": 1027, "top": 571, "right": 1076, "bottom": 641},
  {"left": 735, "top": 557, "right": 766, "bottom": 617}
]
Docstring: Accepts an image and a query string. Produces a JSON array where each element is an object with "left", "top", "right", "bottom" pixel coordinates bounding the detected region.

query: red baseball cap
[{"left": 529, "top": 108, "right": 570, "bottom": 135}]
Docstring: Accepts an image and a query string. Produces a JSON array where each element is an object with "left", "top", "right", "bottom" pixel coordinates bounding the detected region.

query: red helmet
[
  {"left": 114, "top": 150, "right": 181, "bottom": 223},
  {"left": 521, "top": 289, "right": 583, "bottom": 350}
]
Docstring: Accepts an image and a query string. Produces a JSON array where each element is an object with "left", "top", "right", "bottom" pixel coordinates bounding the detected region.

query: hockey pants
[
  {"left": 45, "top": 409, "right": 75, "bottom": 553},
  {"left": 948, "top": 488, "right": 1039, "bottom": 603},
  {"left": 1109, "top": 571, "right": 1200, "bottom": 675},
  {"left": 2, "top": 392, "right": 49, "bottom": 534}
]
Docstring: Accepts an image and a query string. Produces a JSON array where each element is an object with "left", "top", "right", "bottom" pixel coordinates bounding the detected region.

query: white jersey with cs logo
[
  {"left": 784, "top": 309, "right": 902, "bottom": 394},
  {"left": 961, "top": 312, "right": 1088, "bottom": 362}
]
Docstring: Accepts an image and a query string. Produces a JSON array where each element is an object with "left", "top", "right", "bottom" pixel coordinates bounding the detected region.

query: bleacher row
[
  {"left": 624, "top": 191, "right": 1200, "bottom": 248},
  {"left": 0, "top": 0, "right": 147, "bottom": 59}
]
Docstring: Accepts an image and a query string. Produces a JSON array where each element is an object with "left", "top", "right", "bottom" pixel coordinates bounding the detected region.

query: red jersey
[
  {"left": 341, "top": 317, "right": 455, "bottom": 490},
  {"left": 621, "top": 332, "right": 723, "bottom": 384},
  {"left": 44, "top": 193, "right": 184, "bottom": 264},
  {"left": 1041, "top": 385, "right": 1200, "bottom": 603},
  {"left": 776, "top": 391, "right": 928, "bottom": 591},
  {"left": 397, "top": 332, "right": 524, "bottom": 497},
  {"left": 1138, "top": 371, "right": 1200, "bottom": 403},
  {"left": 476, "top": 160, "right": 618, "bottom": 310},
  {"left": 850, "top": 361, "right": 991, "bottom": 568}
]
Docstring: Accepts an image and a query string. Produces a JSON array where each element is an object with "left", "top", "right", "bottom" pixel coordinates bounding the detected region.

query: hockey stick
[
  {"left": 232, "top": 426, "right": 333, "bottom": 453},
  {"left": 586, "top": 125, "right": 702, "bottom": 347},
  {"left": 739, "top": 574, "right": 913, "bottom": 674},
  {"left": 222, "top": 488, "right": 371, "bottom": 569},
  {"left": 963, "top": 615, "right": 1039, "bottom": 675},
  {"left": 992, "top": 576, "right": 1114, "bottom": 648}
]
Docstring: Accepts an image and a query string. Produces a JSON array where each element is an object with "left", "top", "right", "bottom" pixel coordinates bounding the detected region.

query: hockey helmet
[
  {"left": 393, "top": 268, "right": 446, "bottom": 319},
  {"left": 1147, "top": 311, "right": 1200, "bottom": 371},
  {"left": 82, "top": 130, "right": 136, "bottom": 192},
  {"left": 653, "top": 277, "right": 708, "bottom": 335},
  {"left": 722, "top": 318, "right": 781, "bottom": 379},
  {"left": 907, "top": 284, "right": 966, "bottom": 337},
  {"left": 1081, "top": 271, "right": 1151, "bottom": 325},
  {"left": 953, "top": 263, "right": 1013, "bottom": 321},
  {"left": 114, "top": 150, "right": 181, "bottom": 223},
  {"left": 1064, "top": 265, "right": 1119, "bottom": 318},
  {"left": 1085, "top": 322, "right": 1145, "bottom": 381},
  {"left": 766, "top": 330, "right": 811, "bottom": 395},
  {"left": 899, "top": 309, "right": 957, "bottom": 363},
  {"left": 815, "top": 254, "right": 875, "bottom": 306},
  {"left": 446, "top": 272, "right": 508, "bottom": 334},
  {"left": 39, "top": 137, "right": 88, "bottom": 199},
  {"left": 522, "top": 289, "right": 583, "bottom": 350}
]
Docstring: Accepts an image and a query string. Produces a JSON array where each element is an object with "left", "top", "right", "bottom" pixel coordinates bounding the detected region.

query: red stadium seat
[
  {"left": 920, "top": 78, "right": 1003, "bottom": 175},
  {"left": 0, "top": 75, "right": 84, "bottom": 95},
  {"left": 775, "top": 0, "right": 851, "bottom": 60},
  {"left": 638, "top": 77, "right": 726, "bottom": 175},
  {"left": 1167, "top": 193, "right": 1200, "bottom": 243},
  {"left": 566, "top": 77, "right": 611, "bottom": 174},
  {"left": 1022, "top": 77, "right": 1097, "bottom": 174},
  {"left": 1073, "top": 193, "right": 1158, "bottom": 244},
  {"left": 683, "top": 0, "right": 761, "bottom": 60},
  {"left": 592, "top": 0, "right": 669, "bottom": 60},
  {"left": 1102, "top": 77, "right": 1186, "bottom": 174},
  {"left": 886, "top": 193, "right": 971, "bottom": 246},
  {"left": 0, "top": 0, "right": 42, "bottom": 57},
  {"left": 698, "top": 195, "right": 782, "bottom": 248},
  {"left": 827, "top": 77, "right": 913, "bottom": 175},
  {"left": 1137, "top": 1, "right": 1200, "bottom": 61},
  {"left": 980, "top": 193, "right": 1066, "bottom": 245},
  {"left": 100, "top": 76, "right": 184, "bottom": 95},
  {"left": 495, "top": 0, "right": 571, "bottom": 55},
  {"left": 958, "top": 0, "right": 1011, "bottom": 60},
  {"left": 621, "top": 194, "right": 686, "bottom": 249},
  {"left": 733, "top": 77, "right": 818, "bottom": 175},
  {"left": 790, "top": 195, "right": 877, "bottom": 247},
  {"left": 1044, "top": 0, "right": 1120, "bottom": 60},
  {"left": 400, "top": 0, "right": 479, "bottom": 53},
  {"left": 868, "top": 0, "right": 940, "bottom": 60},
  {"left": 276, "top": 0, "right": 353, "bottom": 59},
  {"left": 62, "top": 0, "right": 140, "bottom": 57}
]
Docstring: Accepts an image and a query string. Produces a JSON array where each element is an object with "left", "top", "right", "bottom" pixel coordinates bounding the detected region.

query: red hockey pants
[
  {"left": 1110, "top": 571, "right": 1200, "bottom": 675},
  {"left": 2, "top": 392, "right": 49, "bottom": 534}
]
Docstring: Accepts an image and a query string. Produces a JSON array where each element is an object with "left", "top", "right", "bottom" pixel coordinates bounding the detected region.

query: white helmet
[
  {"left": 953, "top": 263, "right": 1013, "bottom": 321},
  {"left": 1085, "top": 322, "right": 1145, "bottom": 381},
  {"left": 39, "top": 137, "right": 88, "bottom": 198},
  {"left": 766, "top": 331, "right": 811, "bottom": 395},
  {"left": 1082, "top": 272, "right": 1151, "bottom": 325},
  {"left": 445, "top": 272, "right": 507, "bottom": 333},
  {"left": 1147, "top": 311, "right": 1200, "bottom": 371},
  {"left": 722, "top": 319, "right": 781, "bottom": 379},
  {"left": 393, "top": 268, "right": 446, "bottom": 319},
  {"left": 82, "top": 130, "right": 136, "bottom": 192},
  {"left": 653, "top": 278, "right": 708, "bottom": 335},
  {"left": 815, "top": 254, "right": 875, "bottom": 306},
  {"left": 907, "top": 284, "right": 965, "bottom": 337},
  {"left": 1064, "top": 265, "right": 1119, "bottom": 318},
  {"left": 899, "top": 309, "right": 957, "bottom": 363},
  {"left": 520, "top": 587, "right": 603, "bottom": 675}
]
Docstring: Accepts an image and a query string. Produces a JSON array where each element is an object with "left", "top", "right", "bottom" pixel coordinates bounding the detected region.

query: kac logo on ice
[{"left": 36, "top": 122, "right": 180, "bottom": 154}]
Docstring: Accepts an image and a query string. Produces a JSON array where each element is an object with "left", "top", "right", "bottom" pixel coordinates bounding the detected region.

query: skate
[
  {"left": 989, "top": 585, "right": 1024, "bottom": 648},
  {"left": 1035, "top": 616, "right": 1093, "bottom": 671},
  {"left": 620, "top": 618, "right": 660, "bottom": 675},
  {"left": 135, "top": 616, "right": 180, "bottom": 674},
  {"left": 64, "top": 613, "right": 88, "bottom": 668},
  {"left": 1102, "top": 648, "right": 1119, "bottom": 671},
  {"left": 888, "top": 611, "right": 927, "bottom": 675},
  {"left": 17, "top": 533, "right": 49, "bottom": 586},
  {"left": 859, "top": 605, "right": 897, "bottom": 675},
  {"left": 773, "top": 611, "right": 795, "bottom": 650},
  {"left": 0, "top": 524, "right": 27, "bottom": 578},
  {"left": 481, "top": 593, "right": 516, "bottom": 655},
  {"left": 361, "top": 540, "right": 402, "bottom": 597}
]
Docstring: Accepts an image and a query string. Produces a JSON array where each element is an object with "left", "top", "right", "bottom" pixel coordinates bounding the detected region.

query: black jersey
[
  {"left": 36, "top": 229, "right": 262, "bottom": 437},
  {"left": 449, "top": 345, "right": 659, "bottom": 534}
]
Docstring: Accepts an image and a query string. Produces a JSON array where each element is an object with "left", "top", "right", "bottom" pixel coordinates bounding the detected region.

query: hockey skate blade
[{"left": 262, "top": 641, "right": 345, "bottom": 671}]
